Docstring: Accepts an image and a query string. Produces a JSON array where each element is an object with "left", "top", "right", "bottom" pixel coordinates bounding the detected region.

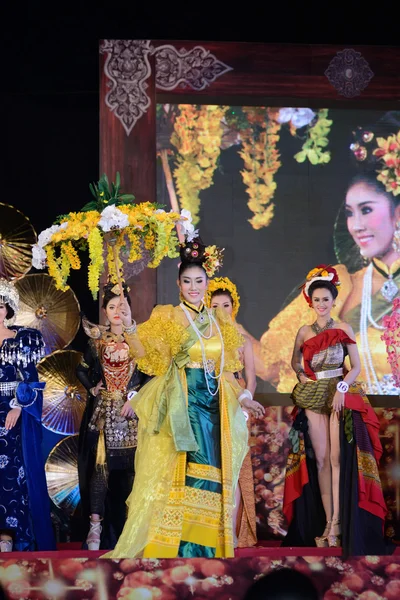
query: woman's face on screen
[{"left": 345, "top": 182, "right": 399, "bottom": 261}]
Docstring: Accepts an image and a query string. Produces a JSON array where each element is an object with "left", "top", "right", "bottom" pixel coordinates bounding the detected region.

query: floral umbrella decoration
[{"left": 32, "top": 173, "right": 192, "bottom": 299}]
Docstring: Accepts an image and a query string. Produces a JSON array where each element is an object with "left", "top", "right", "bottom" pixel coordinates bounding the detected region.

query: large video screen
[{"left": 156, "top": 105, "right": 400, "bottom": 395}]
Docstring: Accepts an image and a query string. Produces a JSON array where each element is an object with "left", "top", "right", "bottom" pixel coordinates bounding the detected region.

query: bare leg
[
  {"left": 305, "top": 410, "right": 332, "bottom": 529},
  {"left": 329, "top": 412, "right": 341, "bottom": 537}
]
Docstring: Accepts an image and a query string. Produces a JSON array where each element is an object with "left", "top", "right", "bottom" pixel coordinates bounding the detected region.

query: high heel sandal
[
  {"left": 87, "top": 518, "right": 103, "bottom": 551},
  {"left": 315, "top": 520, "right": 332, "bottom": 548},
  {"left": 328, "top": 519, "right": 341, "bottom": 548}
]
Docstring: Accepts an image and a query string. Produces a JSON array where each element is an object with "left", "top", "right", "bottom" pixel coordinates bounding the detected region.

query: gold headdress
[
  {"left": 0, "top": 278, "right": 20, "bottom": 323},
  {"left": 205, "top": 277, "right": 240, "bottom": 319},
  {"left": 102, "top": 281, "right": 130, "bottom": 300}
]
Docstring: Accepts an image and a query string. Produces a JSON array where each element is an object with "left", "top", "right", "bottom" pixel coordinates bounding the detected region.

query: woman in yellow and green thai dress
[
  {"left": 104, "top": 238, "right": 263, "bottom": 558},
  {"left": 206, "top": 276, "right": 264, "bottom": 549}
]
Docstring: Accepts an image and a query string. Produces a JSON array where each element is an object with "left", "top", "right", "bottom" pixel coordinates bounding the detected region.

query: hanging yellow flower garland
[
  {"left": 171, "top": 104, "right": 228, "bottom": 224},
  {"left": 239, "top": 109, "right": 282, "bottom": 230}
]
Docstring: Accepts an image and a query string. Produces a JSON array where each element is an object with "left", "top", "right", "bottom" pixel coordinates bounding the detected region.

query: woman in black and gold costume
[{"left": 76, "top": 282, "right": 149, "bottom": 550}]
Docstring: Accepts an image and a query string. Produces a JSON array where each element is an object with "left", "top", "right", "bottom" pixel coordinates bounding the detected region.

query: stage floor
[{"left": 1, "top": 544, "right": 400, "bottom": 599}]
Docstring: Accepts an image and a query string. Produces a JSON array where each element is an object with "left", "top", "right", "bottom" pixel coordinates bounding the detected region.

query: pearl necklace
[
  {"left": 180, "top": 303, "right": 224, "bottom": 397},
  {"left": 360, "top": 262, "right": 382, "bottom": 394}
]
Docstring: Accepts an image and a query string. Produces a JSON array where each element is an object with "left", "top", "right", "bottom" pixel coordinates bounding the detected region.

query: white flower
[
  {"left": 155, "top": 209, "right": 165, "bottom": 214},
  {"left": 291, "top": 108, "right": 316, "bottom": 128},
  {"left": 277, "top": 108, "right": 295, "bottom": 123},
  {"left": 98, "top": 204, "right": 130, "bottom": 232},
  {"left": 32, "top": 244, "right": 47, "bottom": 269},
  {"left": 277, "top": 107, "right": 315, "bottom": 128},
  {"left": 32, "top": 222, "right": 68, "bottom": 269},
  {"left": 179, "top": 209, "right": 198, "bottom": 242},
  {"left": 37, "top": 223, "right": 68, "bottom": 248}
]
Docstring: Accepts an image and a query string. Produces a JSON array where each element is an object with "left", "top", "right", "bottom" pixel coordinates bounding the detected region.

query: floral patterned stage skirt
[{"left": 0, "top": 395, "right": 34, "bottom": 550}]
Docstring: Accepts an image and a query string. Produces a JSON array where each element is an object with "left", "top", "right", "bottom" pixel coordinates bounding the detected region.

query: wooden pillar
[{"left": 99, "top": 40, "right": 157, "bottom": 324}]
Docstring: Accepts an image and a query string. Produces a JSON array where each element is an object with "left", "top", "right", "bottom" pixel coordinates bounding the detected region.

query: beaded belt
[
  {"left": 99, "top": 389, "right": 125, "bottom": 401},
  {"left": 187, "top": 359, "right": 216, "bottom": 371},
  {"left": 0, "top": 381, "right": 18, "bottom": 396},
  {"left": 315, "top": 368, "right": 343, "bottom": 380}
]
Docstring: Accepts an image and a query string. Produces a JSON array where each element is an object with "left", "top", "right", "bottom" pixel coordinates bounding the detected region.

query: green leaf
[
  {"left": 315, "top": 137, "right": 329, "bottom": 147},
  {"left": 89, "top": 183, "right": 98, "bottom": 199},
  {"left": 294, "top": 150, "right": 307, "bottom": 163},
  {"left": 317, "top": 119, "right": 331, "bottom": 127},
  {"left": 307, "top": 149, "right": 319, "bottom": 165},
  {"left": 80, "top": 201, "right": 99, "bottom": 212},
  {"left": 119, "top": 194, "right": 135, "bottom": 201},
  {"left": 115, "top": 172, "right": 121, "bottom": 189},
  {"left": 102, "top": 173, "right": 109, "bottom": 188},
  {"left": 321, "top": 152, "right": 331, "bottom": 164}
]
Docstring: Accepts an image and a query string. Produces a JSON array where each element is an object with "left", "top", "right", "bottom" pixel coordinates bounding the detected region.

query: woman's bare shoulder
[{"left": 334, "top": 320, "right": 355, "bottom": 337}]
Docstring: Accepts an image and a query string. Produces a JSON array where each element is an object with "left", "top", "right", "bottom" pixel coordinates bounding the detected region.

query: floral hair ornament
[
  {"left": 350, "top": 126, "right": 375, "bottom": 162},
  {"left": 0, "top": 279, "right": 20, "bottom": 324},
  {"left": 180, "top": 235, "right": 224, "bottom": 278},
  {"left": 301, "top": 265, "right": 341, "bottom": 306},
  {"left": 178, "top": 209, "right": 199, "bottom": 242},
  {"left": 205, "top": 277, "right": 240, "bottom": 318},
  {"left": 373, "top": 131, "right": 400, "bottom": 197},
  {"left": 203, "top": 245, "right": 224, "bottom": 278}
]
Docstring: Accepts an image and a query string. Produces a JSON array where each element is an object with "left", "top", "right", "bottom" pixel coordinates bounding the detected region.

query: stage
[{"left": 2, "top": 544, "right": 400, "bottom": 599}]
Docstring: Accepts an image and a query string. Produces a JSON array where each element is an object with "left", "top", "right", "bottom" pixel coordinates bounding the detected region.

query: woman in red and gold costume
[
  {"left": 76, "top": 282, "right": 149, "bottom": 550},
  {"left": 283, "top": 265, "right": 389, "bottom": 554},
  {"left": 206, "top": 277, "right": 264, "bottom": 548}
]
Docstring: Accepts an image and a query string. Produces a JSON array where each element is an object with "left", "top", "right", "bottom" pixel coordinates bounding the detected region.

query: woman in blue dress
[{"left": 0, "top": 278, "right": 55, "bottom": 552}]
